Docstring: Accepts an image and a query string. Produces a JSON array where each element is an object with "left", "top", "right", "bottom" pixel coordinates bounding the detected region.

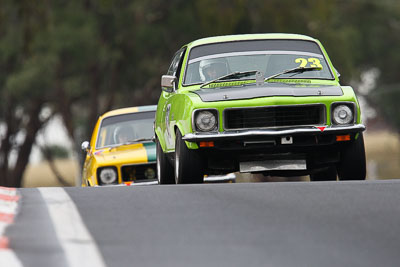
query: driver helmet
[
  {"left": 199, "top": 58, "right": 229, "bottom": 82},
  {"left": 113, "top": 125, "right": 136, "bottom": 144}
]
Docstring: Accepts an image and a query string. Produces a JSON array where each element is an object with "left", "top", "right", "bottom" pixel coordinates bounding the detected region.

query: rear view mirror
[{"left": 161, "top": 75, "right": 176, "bottom": 92}]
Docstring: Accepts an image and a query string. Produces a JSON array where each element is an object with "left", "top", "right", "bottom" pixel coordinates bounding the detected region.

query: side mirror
[
  {"left": 81, "top": 141, "right": 90, "bottom": 152},
  {"left": 161, "top": 75, "right": 176, "bottom": 93}
]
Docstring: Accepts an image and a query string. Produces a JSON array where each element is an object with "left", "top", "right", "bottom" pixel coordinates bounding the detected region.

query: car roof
[
  {"left": 186, "top": 33, "right": 318, "bottom": 48},
  {"left": 100, "top": 105, "right": 157, "bottom": 119}
]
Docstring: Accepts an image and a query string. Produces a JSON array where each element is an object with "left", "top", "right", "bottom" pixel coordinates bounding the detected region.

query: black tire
[
  {"left": 175, "top": 130, "right": 204, "bottom": 184},
  {"left": 337, "top": 133, "right": 366, "bottom": 180},
  {"left": 310, "top": 165, "right": 337, "bottom": 181},
  {"left": 156, "top": 137, "right": 175, "bottom": 184}
]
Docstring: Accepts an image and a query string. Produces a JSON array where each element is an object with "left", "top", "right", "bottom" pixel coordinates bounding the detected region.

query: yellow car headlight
[{"left": 98, "top": 167, "right": 117, "bottom": 185}]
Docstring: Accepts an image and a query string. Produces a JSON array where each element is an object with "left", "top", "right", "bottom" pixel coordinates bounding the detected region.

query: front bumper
[
  {"left": 183, "top": 124, "right": 365, "bottom": 142},
  {"left": 183, "top": 124, "right": 365, "bottom": 175}
]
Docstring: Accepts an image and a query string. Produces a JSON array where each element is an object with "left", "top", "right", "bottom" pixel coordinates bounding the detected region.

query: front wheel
[
  {"left": 156, "top": 137, "right": 175, "bottom": 184},
  {"left": 175, "top": 130, "right": 204, "bottom": 184},
  {"left": 337, "top": 133, "right": 366, "bottom": 180}
]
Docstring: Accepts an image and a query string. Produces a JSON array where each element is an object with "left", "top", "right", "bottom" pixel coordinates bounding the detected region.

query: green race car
[{"left": 155, "top": 33, "right": 366, "bottom": 184}]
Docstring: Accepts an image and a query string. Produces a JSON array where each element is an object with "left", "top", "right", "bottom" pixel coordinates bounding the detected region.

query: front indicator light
[
  {"left": 336, "top": 135, "right": 351, "bottom": 141},
  {"left": 199, "top": 141, "right": 214, "bottom": 147}
]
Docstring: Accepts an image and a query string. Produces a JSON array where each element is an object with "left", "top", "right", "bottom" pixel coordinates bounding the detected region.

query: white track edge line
[
  {"left": 39, "top": 187, "right": 107, "bottom": 267},
  {"left": 0, "top": 250, "right": 23, "bottom": 267}
]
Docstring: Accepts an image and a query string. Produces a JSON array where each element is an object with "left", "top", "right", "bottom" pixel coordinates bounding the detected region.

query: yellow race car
[{"left": 81, "top": 106, "right": 157, "bottom": 186}]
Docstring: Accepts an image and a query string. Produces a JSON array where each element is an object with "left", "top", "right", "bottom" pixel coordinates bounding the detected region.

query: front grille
[
  {"left": 224, "top": 105, "right": 324, "bottom": 129},
  {"left": 121, "top": 164, "right": 157, "bottom": 182}
]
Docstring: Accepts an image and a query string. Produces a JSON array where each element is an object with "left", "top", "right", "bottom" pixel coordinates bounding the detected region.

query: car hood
[
  {"left": 93, "top": 142, "right": 156, "bottom": 165},
  {"left": 191, "top": 83, "right": 343, "bottom": 102}
]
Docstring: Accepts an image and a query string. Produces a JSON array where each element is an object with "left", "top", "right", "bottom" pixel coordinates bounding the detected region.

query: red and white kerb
[{"left": 0, "top": 187, "right": 20, "bottom": 250}]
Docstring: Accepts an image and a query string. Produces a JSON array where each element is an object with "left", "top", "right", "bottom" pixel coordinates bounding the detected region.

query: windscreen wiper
[
  {"left": 200, "top": 70, "right": 258, "bottom": 88},
  {"left": 264, "top": 66, "right": 322, "bottom": 82},
  {"left": 109, "top": 138, "right": 154, "bottom": 151}
]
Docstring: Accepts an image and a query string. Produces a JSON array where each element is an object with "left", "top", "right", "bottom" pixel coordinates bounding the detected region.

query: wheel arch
[{"left": 174, "top": 123, "right": 198, "bottom": 150}]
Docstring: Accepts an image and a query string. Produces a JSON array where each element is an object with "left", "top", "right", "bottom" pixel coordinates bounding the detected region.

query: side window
[{"left": 167, "top": 48, "right": 186, "bottom": 77}]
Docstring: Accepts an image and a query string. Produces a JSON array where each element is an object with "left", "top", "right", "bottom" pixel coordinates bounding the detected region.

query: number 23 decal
[{"left": 295, "top": 58, "right": 323, "bottom": 69}]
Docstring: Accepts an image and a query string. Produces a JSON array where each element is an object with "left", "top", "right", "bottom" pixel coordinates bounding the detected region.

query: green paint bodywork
[
  {"left": 143, "top": 142, "right": 156, "bottom": 162},
  {"left": 155, "top": 34, "right": 362, "bottom": 153}
]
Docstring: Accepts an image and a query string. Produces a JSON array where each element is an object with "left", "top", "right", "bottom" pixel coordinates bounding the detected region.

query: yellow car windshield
[{"left": 96, "top": 111, "right": 155, "bottom": 149}]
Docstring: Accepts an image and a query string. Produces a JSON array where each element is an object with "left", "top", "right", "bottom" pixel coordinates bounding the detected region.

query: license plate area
[{"left": 239, "top": 159, "right": 307, "bottom": 173}]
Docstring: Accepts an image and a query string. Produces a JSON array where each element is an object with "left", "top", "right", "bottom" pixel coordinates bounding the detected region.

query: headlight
[
  {"left": 98, "top": 167, "right": 117, "bottom": 185},
  {"left": 332, "top": 104, "right": 354, "bottom": 125},
  {"left": 144, "top": 167, "right": 156, "bottom": 179},
  {"left": 194, "top": 110, "right": 218, "bottom": 132}
]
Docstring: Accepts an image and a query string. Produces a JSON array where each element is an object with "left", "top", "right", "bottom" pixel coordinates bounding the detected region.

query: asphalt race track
[{"left": 4, "top": 180, "right": 400, "bottom": 267}]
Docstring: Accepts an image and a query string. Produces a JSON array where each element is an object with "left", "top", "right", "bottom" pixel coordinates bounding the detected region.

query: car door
[{"left": 159, "top": 47, "right": 186, "bottom": 151}]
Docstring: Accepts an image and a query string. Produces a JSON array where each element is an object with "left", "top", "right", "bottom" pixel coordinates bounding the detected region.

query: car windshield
[
  {"left": 96, "top": 111, "right": 155, "bottom": 149},
  {"left": 184, "top": 39, "right": 334, "bottom": 86}
]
